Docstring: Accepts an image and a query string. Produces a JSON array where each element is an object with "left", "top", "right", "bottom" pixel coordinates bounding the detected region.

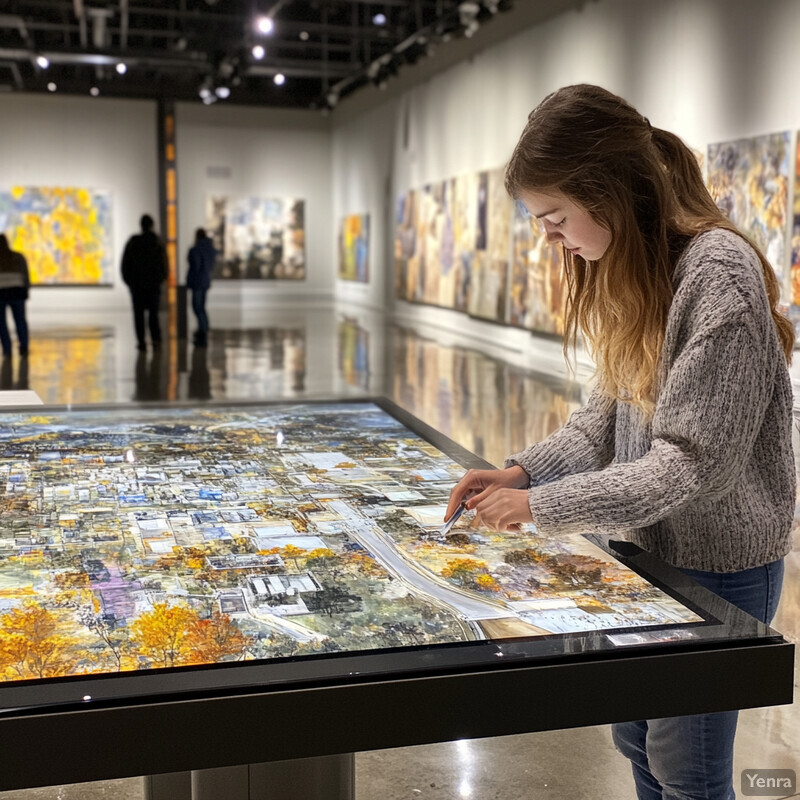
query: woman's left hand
[{"left": 470, "top": 488, "right": 533, "bottom": 532}]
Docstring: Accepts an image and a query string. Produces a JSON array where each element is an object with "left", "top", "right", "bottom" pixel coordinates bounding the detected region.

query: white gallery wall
[
  {"left": 331, "top": 0, "right": 800, "bottom": 380},
  {"left": 0, "top": 93, "right": 158, "bottom": 313},
  {"left": 175, "top": 102, "right": 333, "bottom": 319},
  {"left": 331, "top": 102, "right": 398, "bottom": 312}
]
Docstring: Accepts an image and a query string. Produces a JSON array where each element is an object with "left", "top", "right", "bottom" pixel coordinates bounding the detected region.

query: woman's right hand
[{"left": 444, "top": 464, "right": 530, "bottom": 522}]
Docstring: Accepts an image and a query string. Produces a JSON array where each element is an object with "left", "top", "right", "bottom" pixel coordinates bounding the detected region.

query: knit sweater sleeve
[
  {"left": 525, "top": 317, "right": 775, "bottom": 533},
  {"left": 504, "top": 384, "right": 617, "bottom": 486}
]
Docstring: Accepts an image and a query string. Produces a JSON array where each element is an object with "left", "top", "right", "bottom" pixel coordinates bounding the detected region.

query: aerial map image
[{"left": 0, "top": 402, "right": 701, "bottom": 681}]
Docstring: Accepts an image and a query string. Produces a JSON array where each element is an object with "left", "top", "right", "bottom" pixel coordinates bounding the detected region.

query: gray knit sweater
[{"left": 506, "top": 228, "right": 795, "bottom": 572}]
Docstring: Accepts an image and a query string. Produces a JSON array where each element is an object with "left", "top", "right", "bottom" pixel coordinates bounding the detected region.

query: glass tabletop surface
[{"left": 0, "top": 399, "right": 781, "bottom": 715}]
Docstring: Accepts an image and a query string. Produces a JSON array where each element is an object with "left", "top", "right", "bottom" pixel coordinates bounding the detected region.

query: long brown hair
[{"left": 505, "top": 84, "right": 794, "bottom": 416}]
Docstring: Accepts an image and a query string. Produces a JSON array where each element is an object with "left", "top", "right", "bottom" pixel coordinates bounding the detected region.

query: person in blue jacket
[{"left": 186, "top": 228, "right": 216, "bottom": 347}]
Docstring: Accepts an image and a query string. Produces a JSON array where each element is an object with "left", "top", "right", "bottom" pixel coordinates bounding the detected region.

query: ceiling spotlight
[
  {"left": 273, "top": 73, "right": 286, "bottom": 86},
  {"left": 325, "top": 90, "right": 339, "bottom": 108},
  {"left": 47, "top": 82, "right": 57, "bottom": 92},
  {"left": 90, "top": 86, "right": 99, "bottom": 96},
  {"left": 116, "top": 62, "right": 127, "bottom": 74},
  {"left": 256, "top": 16, "right": 274, "bottom": 35},
  {"left": 252, "top": 44, "right": 265, "bottom": 60},
  {"left": 36, "top": 55, "right": 49, "bottom": 69},
  {"left": 215, "top": 85, "right": 231, "bottom": 99},
  {"left": 373, "top": 13, "right": 387, "bottom": 25},
  {"left": 199, "top": 86, "right": 212, "bottom": 99},
  {"left": 299, "top": 31, "right": 309, "bottom": 41}
]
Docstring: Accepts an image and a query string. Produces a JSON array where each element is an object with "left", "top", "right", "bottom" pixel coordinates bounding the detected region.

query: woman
[
  {"left": 0, "top": 234, "right": 30, "bottom": 358},
  {"left": 446, "top": 85, "right": 794, "bottom": 800}
]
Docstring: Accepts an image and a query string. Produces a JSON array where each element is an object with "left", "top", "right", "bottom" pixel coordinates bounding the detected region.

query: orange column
[{"left": 158, "top": 100, "right": 180, "bottom": 400}]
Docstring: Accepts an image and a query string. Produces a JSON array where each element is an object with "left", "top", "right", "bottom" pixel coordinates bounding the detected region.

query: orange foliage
[
  {"left": 0, "top": 602, "right": 75, "bottom": 678},
  {"left": 130, "top": 604, "right": 249, "bottom": 668},
  {"left": 281, "top": 544, "right": 306, "bottom": 569},
  {"left": 475, "top": 574, "right": 500, "bottom": 592},
  {"left": 184, "top": 611, "right": 249, "bottom": 664},
  {"left": 129, "top": 602, "right": 197, "bottom": 668}
]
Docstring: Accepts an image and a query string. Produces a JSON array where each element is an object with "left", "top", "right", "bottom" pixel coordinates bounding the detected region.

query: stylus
[{"left": 440, "top": 500, "right": 466, "bottom": 535}]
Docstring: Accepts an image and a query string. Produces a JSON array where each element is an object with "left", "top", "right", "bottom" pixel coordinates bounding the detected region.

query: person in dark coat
[
  {"left": 121, "top": 214, "right": 168, "bottom": 351},
  {"left": 186, "top": 227, "right": 216, "bottom": 347},
  {"left": 0, "top": 234, "right": 30, "bottom": 358}
]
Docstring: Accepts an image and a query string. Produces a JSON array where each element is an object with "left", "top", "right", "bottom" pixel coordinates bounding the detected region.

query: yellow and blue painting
[
  {"left": 0, "top": 186, "right": 113, "bottom": 285},
  {"left": 338, "top": 213, "right": 370, "bottom": 282}
]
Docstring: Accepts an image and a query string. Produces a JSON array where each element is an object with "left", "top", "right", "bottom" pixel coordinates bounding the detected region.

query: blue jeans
[
  {"left": 191, "top": 288, "right": 209, "bottom": 337},
  {"left": 0, "top": 299, "right": 28, "bottom": 355},
  {"left": 612, "top": 559, "right": 784, "bottom": 800}
]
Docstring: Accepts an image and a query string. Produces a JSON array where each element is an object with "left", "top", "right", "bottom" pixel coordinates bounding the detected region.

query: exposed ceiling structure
[{"left": 0, "top": 0, "right": 515, "bottom": 109}]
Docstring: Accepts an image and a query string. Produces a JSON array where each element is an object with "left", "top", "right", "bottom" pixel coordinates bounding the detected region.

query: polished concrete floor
[{"left": 0, "top": 304, "right": 797, "bottom": 800}]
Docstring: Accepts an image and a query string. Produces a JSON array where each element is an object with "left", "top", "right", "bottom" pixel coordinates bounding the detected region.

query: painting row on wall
[
  {"left": 394, "top": 130, "right": 800, "bottom": 339},
  {"left": 1, "top": 127, "right": 796, "bottom": 298},
  {"left": 0, "top": 190, "right": 308, "bottom": 285}
]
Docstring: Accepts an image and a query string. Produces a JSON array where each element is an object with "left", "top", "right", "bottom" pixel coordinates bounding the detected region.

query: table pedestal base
[{"left": 144, "top": 754, "right": 355, "bottom": 800}]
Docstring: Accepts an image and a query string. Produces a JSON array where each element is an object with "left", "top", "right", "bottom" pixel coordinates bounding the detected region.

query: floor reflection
[
  {"left": 338, "top": 316, "right": 371, "bottom": 391},
  {"left": 391, "top": 326, "right": 583, "bottom": 466},
  {"left": 7, "top": 326, "right": 115, "bottom": 404},
  {"left": 205, "top": 328, "right": 307, "bottom": 398},
  {"left": 0, "top": 355, "right": 27, "bottom": 392},
  {"left": 133, "top": 349, "right": 165, "bottom": 402},
  {"left": 187, "top": 344, "right": 211, "bottom": 400}
]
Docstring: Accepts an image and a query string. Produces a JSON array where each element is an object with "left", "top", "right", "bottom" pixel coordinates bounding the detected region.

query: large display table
[{"left": 0, "top": 400, "right": 791, "bottom": 797}]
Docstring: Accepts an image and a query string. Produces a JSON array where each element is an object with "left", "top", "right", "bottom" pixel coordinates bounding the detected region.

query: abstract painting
[
  {"left": 788, "top": 135, "right": 800, "bottom": 339},
  {"left": 0, "top": 186, "right": 113, "bottom": 285},
  {"left": 396, "top": 169, "right": 510, "bottom": 317},
  {"left": 394, "top": 190, "right": 419, "bottom": 301},
  {"left": 508, "top": 200, "right": 565, "bottom": 335},
  {"left": 417, "top": 181, "right": 450, "bottom": 307},
  {"left": 206, "top": 196, "right": 305, "bottom": 280},
  {"left": 707, "top": 131, "right": 790, "bottom": 296},
  {"left": 468, "top": 167, "right": 510, "bottom": 322},
  {"left": 338, "top": 213, "right": 369, "bottom": 282},
  {"left": 0, "top": 403, "right": 700, "bottom": 682}
]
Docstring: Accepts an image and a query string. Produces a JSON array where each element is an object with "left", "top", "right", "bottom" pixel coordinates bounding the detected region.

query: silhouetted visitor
[
  {"left": 122, "top": 214, "right": 167, "bottom": 352},
  {"left": 0, "top": 234, "right": 30, "bottom": 358},
  {"left": 186, "top": 227, "right": 216, "bottom": 347}
]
